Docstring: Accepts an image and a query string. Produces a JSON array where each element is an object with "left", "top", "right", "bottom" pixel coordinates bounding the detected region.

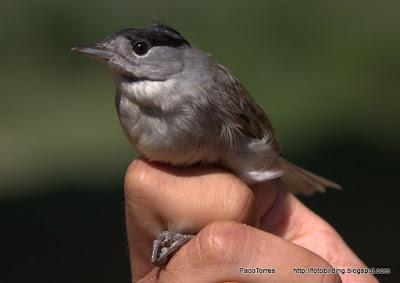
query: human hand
[{"left": 124, "top": 159, "right": 377, "bottom": 282}]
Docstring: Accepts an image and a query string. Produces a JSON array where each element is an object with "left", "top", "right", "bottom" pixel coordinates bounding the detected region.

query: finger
[
  {"left": 259, "top": 187, "right": 377, "bottom": 282},
  {"left": 250, "top": 179, "right": 279, "bottom": 223},
  {"left": 140, "top": 221, "right": 341, "bottom": 283},
  {"left": 125, "top": 159, "right": 260, "bottom": 279}
]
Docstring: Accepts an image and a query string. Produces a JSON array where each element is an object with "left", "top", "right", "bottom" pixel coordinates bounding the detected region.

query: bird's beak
[{"left": 71, "top": 45, "right": 114, "bottom": 60}]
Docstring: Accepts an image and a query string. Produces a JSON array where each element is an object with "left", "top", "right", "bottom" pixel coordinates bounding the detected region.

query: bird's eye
[{"left": 132, "top": 42, "right": 149, "bottom": 55}]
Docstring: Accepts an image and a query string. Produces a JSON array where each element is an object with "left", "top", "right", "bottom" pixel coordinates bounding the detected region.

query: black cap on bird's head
[
  {"left": 71, "top": 22, "right": 192, "bottom": 81},
  {"left": 114, "top": 23, "right": 190, "bottom": 48}
]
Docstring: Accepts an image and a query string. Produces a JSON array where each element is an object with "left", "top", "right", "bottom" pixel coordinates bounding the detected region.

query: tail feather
[{"left": 280, "top": 158, "right": 342, "bottom": 195}]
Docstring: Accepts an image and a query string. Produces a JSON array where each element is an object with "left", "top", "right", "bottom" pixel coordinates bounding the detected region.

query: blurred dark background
[{"left": 1, "top": 0, "right": 398, "bottom": 282}]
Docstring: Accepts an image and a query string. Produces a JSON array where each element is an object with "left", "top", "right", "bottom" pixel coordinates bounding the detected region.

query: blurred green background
[{"left": 1, "top": 0, "right": 399, "bottom": 282}]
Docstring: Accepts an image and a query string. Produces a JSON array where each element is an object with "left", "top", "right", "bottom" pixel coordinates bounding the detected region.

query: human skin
[{"left": 124, "top": 159, "right": 378, "bottom": 282}]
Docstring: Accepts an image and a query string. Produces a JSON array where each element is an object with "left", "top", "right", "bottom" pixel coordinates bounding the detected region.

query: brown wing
[{"left": 214, "top": 63, "right": 282, "bottom": 155}]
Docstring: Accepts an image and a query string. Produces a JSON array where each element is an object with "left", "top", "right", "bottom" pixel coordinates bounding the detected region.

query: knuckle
[
  {"left": 124, "top": 159, "right": 154, "bottom": 200},
  {"left": 223, "top": 179, "right": 256, "bottom": 223},
  {"left": 196, "top": 221, "right": 247, "bottom": 267}
]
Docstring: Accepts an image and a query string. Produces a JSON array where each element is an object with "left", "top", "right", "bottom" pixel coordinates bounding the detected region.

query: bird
[{"left": 72, "top": 22, "right": 341, "bottom": 267}]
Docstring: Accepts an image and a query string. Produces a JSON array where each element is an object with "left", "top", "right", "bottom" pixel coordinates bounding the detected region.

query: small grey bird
[{"left": 72, "top": 23, "right": 340, "bottom": 266}]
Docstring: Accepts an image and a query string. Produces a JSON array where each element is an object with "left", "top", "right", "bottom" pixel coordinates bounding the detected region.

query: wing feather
[{"left": 213, "top": 63, "right": 282, "bottom": 155}]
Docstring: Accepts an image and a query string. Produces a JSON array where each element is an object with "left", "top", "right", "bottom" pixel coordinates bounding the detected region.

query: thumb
[{"left": 139, "top": 221, "right": 341, "bottom": 283}]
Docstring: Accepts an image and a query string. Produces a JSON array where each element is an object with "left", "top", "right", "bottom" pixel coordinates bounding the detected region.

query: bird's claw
[{"left": 151, "top": 230, "right": 194, "bottom": 267}]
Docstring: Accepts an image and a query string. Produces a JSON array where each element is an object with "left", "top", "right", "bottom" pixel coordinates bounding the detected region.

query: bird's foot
[{"left": 151, "top": 230, "right": 194, "bottom": 267}]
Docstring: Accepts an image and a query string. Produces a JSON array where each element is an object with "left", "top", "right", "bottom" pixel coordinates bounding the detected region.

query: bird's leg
[{"left": 151, "top": 230, "right": 195, "bottom": 267}]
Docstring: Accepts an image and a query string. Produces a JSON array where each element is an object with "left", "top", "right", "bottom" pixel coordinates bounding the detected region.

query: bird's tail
[{"left": 280, "top": 158, "right": 342, "bottom": 195}]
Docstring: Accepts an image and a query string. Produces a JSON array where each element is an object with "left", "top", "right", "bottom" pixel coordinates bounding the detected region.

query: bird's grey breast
[{"left": 115, "top": 80, "right": 221, "bottom": 165}]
